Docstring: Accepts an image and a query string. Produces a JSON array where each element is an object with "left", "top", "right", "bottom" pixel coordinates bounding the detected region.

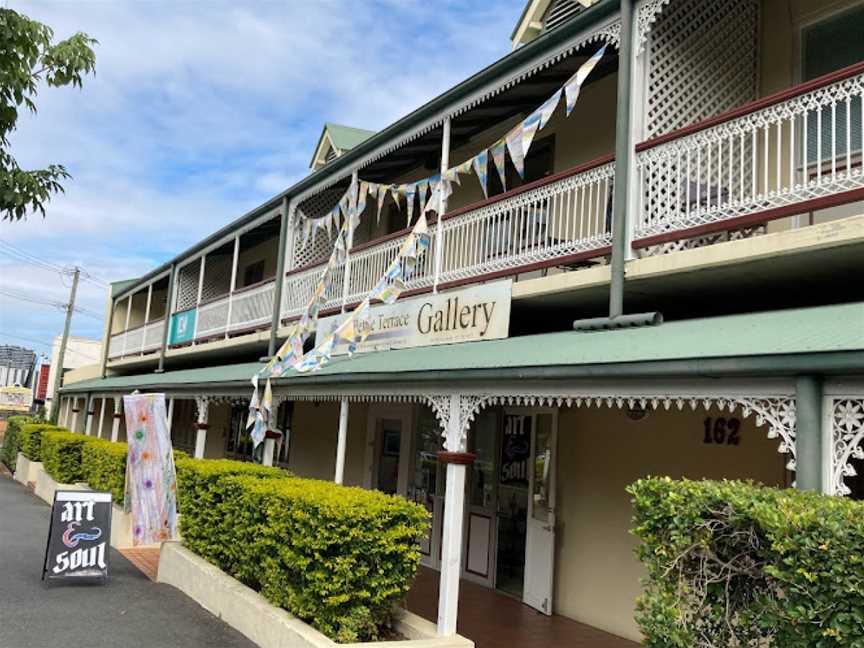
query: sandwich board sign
[{"left": 42, "top": 491, "right": 112, "bottom": 582}]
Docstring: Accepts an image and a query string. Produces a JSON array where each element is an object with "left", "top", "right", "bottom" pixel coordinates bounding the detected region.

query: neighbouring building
[
  {"left": 0, "top": 345, "right": 36, "bottom": 388},
  {"left": 59, "top": 1, "right": 864, "bottom": 645},
  {"left": 45, "top": 336, "right": 102, "bottom": 419}
]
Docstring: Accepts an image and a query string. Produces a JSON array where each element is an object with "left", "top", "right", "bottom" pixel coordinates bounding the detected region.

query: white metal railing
[
  {"left": 281, "top": 161, "right": 615, "bottom": 319},
  {"left": 634, "top": 68, "right": 864, "bottom": 243},
  {"left": 192, "top": 279, "right": 276, "bottom": 342},
  {"left": 142, "top": 320, "right": 164, "bottom": 352},
  {"left": 108, "top": 332, "right": 125, "bottom": 359}
]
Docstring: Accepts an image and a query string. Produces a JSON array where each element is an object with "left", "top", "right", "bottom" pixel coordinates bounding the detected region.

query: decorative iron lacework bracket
[
  {"left": 446, "top": 392, "right": 797, "bottom": 468},
  {"left": 830, "top": 397, "right": 864, "bottom": 496}
]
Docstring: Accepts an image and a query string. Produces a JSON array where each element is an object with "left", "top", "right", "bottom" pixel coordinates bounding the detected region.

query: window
[{"left": 801, "top": 5, "right": 864, "bottom": 166}]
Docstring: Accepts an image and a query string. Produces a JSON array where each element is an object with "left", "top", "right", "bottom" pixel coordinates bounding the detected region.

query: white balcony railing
[
  {"left": 634, "top": 64, "right": 864, "bottom": 246},
  {"left": 107, "top": 318, "right": 164, "bottom": 359},
  {"left": 282, "top": 158, "right": 615, "bottom": 320},
  {"left": 191, "top": 279, "right": 276, "bottom": 342}
]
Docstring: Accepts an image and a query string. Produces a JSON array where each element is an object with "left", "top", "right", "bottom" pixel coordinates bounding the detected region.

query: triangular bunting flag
[
  {"left": 565, "top": 43, "right": 606, "bottom": 116},
  {"left": 490, "top": 141, "right": 507, "bottom": 190},
  {"left": 472, "top": 149, "right": 489, "bottom": 198},
  {"left": 506, "top": 125, "right": 525, "bottom": 179},
  {"left": 536, "top": 89, "right": 561, "bottom": 130}
]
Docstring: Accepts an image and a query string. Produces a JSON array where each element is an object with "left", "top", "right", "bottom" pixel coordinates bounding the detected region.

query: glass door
[
  {"left": 495, "top": 412, "right": 531, "bottom": 598},
  {"left": 367, "top": 404, "right": 412, "bottom": 498},
  {"left": 523, "top": 410, "right": 557, "bottom": 614},
  {"left": 462, "top": 409, "right": 498, "bottom": 587},
  {"left": 409, "top": 406, "right": 445, "bottom": 568}
]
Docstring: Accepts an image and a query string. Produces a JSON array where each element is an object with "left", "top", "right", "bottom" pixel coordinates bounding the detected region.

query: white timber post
[
  {"left": 84, "top": 395, "right": 94, "bottom": 436},
  {"left": 142, "top": 284, "right": 153, "bottom": 353},
  {"left": 98, "top": 397, "right": 107, "bottom": 439},
  {"left": 166, "top": 396, "right": 175, "bottom": 438},
  {"left": 225, "top": 234, "right": 240, "bottom": 337},
  {"left": 192, "top": 254, "right": 206, "bottom": 342},
  {"left": 340, "top": 170, "right": 359, "bottom": 313},
  {"left": 262, "top": 437, "right": 276, "bottom": 467},
  {"left": 433, "top": 117, "right": 451, "bottom": 293},
  {"left": 437, "top": 393, "right": 469, "bottom": 637},
  {"left": 194, "top": 396, "right": 209, "bottom": 459},
  {"left": 122, "top": 295, "right": 132, "bottom": 355},
  {"left": 334, "top": 398, "right": 349, "bottom": 484},
  {"left": 111, "top": 396, "right": 122, "bottom": 442},
  {"left": 70, "top": 397, "right": 80, "bottom": 432},
  {"left": 61, "top": 397, "right": 71, "bottom": 427}
]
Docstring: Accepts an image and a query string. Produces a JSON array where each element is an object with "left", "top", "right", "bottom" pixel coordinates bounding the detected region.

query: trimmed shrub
[
  {"left": 175, "top": 456, "right": 287, "bottom": 567},
  {"left": 41, "top": 430, "right": 88, "bottom": 483},
  {"left": 82, "top": 438, "right": 128, "bottom": 501},
  {"left": 195, "top": 473, "right": 429, "bottom": 642},
  {"left": 629, "top": 477, "right": 864, "bottom": 648},
  {"left": 1, "top": 415, "right": 31, "bottom": 470},
  {"left": 19, "top": 423, "right": 64, "bottom": 462}
]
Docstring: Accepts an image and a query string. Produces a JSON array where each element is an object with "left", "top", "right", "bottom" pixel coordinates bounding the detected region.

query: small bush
[
  {"left": 19, "top": 423, "right": 64, "bottom": 462},
  {"left": 41, "top": 430, "right": 88, "bottom": 484},
  {"left": 181, "top": 468, "right": 429, "bottom": 643},
  {"left": 82, "top": 438, "right": 128, "bottom": 502},
  {"left": 1, "top": 416, "right": 31, "bottom": 470},
  {"left": 629, "top": 477, "right": 864, "bottom": 648}
]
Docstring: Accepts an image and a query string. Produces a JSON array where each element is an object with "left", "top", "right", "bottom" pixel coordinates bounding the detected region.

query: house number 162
[{"left": 702, "top": 417, "right": 741, "bottom": 445}]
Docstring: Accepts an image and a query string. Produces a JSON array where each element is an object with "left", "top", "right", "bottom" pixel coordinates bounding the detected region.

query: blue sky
[{"left": 0, "top": 0, "right": 525, "bottom": 360}]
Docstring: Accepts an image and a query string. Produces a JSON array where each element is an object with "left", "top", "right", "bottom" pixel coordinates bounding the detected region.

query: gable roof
[{"left": 310, "top": 122, "right": 376, "bottom": 169}]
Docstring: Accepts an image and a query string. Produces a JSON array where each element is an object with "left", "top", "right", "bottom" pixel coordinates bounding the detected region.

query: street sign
[{"left": 42, "top": 491, "right": 112, "bottom": 582}]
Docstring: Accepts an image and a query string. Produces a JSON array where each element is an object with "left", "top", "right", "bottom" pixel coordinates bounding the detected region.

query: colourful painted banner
[{"left": 123, "top": 393, "right": 178, "bottom": 546}]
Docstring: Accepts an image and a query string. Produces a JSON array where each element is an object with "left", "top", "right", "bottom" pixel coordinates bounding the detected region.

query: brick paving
[
  {"left": 119, "top": 546, "right": 161, "bottom": 581},
  {"left": 405, "top": 566, "right": 641, "bottom": 648}
]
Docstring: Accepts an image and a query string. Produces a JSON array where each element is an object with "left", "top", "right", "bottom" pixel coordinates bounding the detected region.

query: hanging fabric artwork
[{"left": 122, "top": 393, "right": 178, "bottom": 546}]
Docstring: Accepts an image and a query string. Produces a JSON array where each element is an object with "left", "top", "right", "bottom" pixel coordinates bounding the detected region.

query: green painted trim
[{"left": 795, "top": 375, "right": 824, "bottom": 491}]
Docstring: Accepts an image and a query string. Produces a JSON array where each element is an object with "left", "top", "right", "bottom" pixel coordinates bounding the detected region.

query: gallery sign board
[
  {"left": 315, "top": 280, "right": 512, "bottom": 355},
  {"left": 43, "top": 490, "right": 112, "bottom": 583}
]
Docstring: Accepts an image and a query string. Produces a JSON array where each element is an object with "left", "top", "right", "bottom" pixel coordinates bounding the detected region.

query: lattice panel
[
  {"left": 200, "top": 254, "right": 231, "bottom": 303},
  {"left": 645, "top": 0, "right": 759, "bottom": 139},
  {"left": 175, "top": 259, "right": 201, "bottom": 311},
  {"left": 291, "top": 186, "right": 347, "bottom": 269}
]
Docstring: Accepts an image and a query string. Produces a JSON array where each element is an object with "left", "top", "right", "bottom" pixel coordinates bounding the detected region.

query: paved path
[{"left": 0, "top": 475, "right": 255, "bottom": 648}]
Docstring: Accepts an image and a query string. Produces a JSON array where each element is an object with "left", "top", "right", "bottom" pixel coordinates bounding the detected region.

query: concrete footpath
[{"left": 0, "top": 474, "right": 255, "bottom": 648}]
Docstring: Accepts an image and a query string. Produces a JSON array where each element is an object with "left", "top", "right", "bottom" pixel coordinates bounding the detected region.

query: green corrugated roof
[
  {"left": 61, "top": 302, "right": 864, "bottom": 393},
  {"left": 324, "top": 123, "right": 375, "bottom": 151},
  {"left": 111, "top": 278, "right": 139, "bottom": 297}
]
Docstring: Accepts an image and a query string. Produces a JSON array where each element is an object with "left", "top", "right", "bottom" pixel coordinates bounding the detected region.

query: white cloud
[{"left": 0, "top": 0, "right": 524, "bottom": 347}]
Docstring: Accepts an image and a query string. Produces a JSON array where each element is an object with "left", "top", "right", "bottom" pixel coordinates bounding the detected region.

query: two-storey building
[{"left": 59, "top": 0, "right": 864, "bottom": 644}]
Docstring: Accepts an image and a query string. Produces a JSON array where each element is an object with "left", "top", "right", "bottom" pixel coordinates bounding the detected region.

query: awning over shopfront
[{"left": 62, "top": 301, "right": 864, "bottom": 395}]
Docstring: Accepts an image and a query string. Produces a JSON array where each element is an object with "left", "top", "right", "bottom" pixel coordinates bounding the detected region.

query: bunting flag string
[{"left": 247, "top": 43, "right": 607, "bottom": 447}]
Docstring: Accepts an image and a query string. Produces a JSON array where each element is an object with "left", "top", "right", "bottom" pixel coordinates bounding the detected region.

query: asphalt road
[{"left": 0, "top": 474, "right": 255, "bottom": 648}]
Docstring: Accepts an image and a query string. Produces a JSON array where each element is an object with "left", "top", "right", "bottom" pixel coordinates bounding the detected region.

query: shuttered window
[{"left": 802, "top": 5, "right": 864, "bottom": 166}]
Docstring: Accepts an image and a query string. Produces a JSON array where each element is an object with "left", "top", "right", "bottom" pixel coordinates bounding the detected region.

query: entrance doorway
[{"left": 366, "top": 403, "right": 558, "bottom": 615}]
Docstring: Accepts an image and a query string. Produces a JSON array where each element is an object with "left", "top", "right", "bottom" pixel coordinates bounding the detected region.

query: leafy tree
[{"left": 0, "top": 8, "right": 96, "bottom": 221}]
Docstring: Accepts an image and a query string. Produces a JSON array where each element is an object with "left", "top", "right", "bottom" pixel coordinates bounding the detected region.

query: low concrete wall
[
  {"left": 13, "top": 453, "right": 31, "bottom": 485},
  {"left": 111, "top": 504, "right": 135, "bottom": 548},
  {"left": 157, "top": 543, "right": 473, "bottom": 648},
  {"left": 34, "top": 466, "right": 87, "bottom": 504}
]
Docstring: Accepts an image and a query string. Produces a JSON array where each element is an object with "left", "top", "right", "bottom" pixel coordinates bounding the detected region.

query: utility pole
[{"left": 50, "top": 267, "right": 79, "bottom": 424}]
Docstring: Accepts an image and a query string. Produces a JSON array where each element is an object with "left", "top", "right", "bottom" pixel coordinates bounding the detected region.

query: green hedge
[
  {"left": 1, "top": 416, "right": 31, "bottom": 470},
  {"left": 41, "top": 430, "right": 89, "bottom": 484},
  {"left": 19, "top": 423, "right": 64, "bottom": 462},
  {"left": 81, "top": 438, "right": 128, "bottom": 501},
  {"left": 629, "top": 477, "right": 864, "bottom": 648},
  {"left": 176, "top": 458, "right": 429, "bottom": 642},
  {"left": 175, "top": 457, "right": 287, "bottom": 567}
]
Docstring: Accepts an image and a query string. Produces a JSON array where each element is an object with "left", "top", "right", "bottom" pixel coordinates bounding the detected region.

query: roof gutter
[
  {"left": 59, "top": 351, "right": 864, "bottom": 394},
  {"left": 112, "top": 0, "right": 619, "bottom": 297}
]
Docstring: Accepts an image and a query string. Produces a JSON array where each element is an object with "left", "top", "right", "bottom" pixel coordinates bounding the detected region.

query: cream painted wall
[
  {"left": 237, "top": 236, "right": 279, "bottom": 288},
  {"left": 553, "top": 405, "right": 788, "bottom": 642},
  {"left": 288, "top": 401, "right": 370, "bottom": 486},
  {"left": 205, "top": 401, "right": 231, "bottom": 459}
]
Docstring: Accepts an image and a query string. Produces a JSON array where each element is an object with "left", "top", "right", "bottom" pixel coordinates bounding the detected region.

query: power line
[
  {"left": 0, "top": 332, "right": 101, "bottom": 362},
  {"left": 0, "top": 240, "right": 109, "bottom": 288},
  {"left": 0, "top": 288, "right": 67, "bottom": 311}
]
